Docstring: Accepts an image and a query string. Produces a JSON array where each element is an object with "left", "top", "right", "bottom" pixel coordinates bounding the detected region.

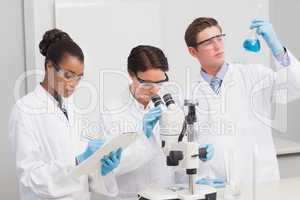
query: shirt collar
[{"left": 200, "top": 62, "right": 229, "bottom": 83}]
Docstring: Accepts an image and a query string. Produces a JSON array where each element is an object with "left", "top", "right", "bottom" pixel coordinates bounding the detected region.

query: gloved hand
[
  {"left": 200, "top": 144, "right": 214, "bottom": 161},
  {"left": 196, "top": 177, "right": 226, "bottom": 188},
  {"left": 143, "top": 106, "right": 162, "bottom": 138},
  {"left": 250, "top": 19, "right": 284, "bottom": 56},
  {"left": 76, "top": 139, "right": 105, "bottom": 164},
  {"left": 101, "top": 148, "right": 122, "bottom": 176}
]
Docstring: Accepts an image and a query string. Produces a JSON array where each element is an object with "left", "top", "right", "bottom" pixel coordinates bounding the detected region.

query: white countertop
[
  {"left": 273, "top": 137, "right": 300, "bottom": 155},
  {"left": 123, "top": 178, "right": 300, "bottom": 200},
  {"left": 224, "top": 177, "right": 300, "bottom": 200}
]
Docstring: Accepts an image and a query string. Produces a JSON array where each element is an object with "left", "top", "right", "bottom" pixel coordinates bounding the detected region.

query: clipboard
[{"left": 70, "top": 132, "right": 142, "bottom": 177}]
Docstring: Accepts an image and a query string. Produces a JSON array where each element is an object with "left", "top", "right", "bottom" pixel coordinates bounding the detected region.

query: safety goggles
[
  {"left": 196, "top": 33, "right": 226, "bottom": 50},
  {"left": 53, "top": 63, "right": 83, "bottom": 82},
  {"left": 136, "top": 72, "right": 169, "bottom": 87}
]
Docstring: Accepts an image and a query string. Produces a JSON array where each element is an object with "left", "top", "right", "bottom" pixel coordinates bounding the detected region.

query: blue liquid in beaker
[{"left": 243, "top": 38, "right": 261, "bottom": 53}]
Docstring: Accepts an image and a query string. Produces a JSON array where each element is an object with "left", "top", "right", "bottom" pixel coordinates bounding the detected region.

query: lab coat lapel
[
  {"left": 30, "top": 86, "right": 75, "bottom": 164},
  {"left": 213, "top": 63, "right": 261, "bottom": 184},
  {"left": 194, "top": 64, "right": 245, "bottom": 179},
  {"left": 35, "top": 85, "right": 70, "bottom": 126}
]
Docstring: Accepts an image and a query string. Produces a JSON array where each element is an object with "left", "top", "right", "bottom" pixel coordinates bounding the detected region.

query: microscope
[{"left": 138, "top": 94, "right": 217, "bottom": 200}]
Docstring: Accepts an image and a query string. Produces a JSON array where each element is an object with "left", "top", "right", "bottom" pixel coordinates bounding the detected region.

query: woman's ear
[
  {"left": 45, "top": 61, "right": 53, "bottom": 71},
  {"left": 128, "top": 71, "right": 136, "bottom": 81}
]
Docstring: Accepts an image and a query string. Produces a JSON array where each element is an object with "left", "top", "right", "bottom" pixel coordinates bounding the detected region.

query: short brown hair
[{"left": 184, "top": 17, "right": 222, "bottom": 47}]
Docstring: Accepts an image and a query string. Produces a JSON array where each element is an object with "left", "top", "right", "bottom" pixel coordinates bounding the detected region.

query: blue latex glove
[
  {"left": 196, "top": 177, "right": 226, "bottom": 188},
  {"left": 101, "top": 148, "right": 122, "bottom": 176},
  {"left": 200, "top": 144, "right": 214, "bottom": 161},
  {"left": 76, "top": 139, "right": 105, "bottom": 164},
  {"left": 250, "top": 19, "right": 284, "bottom": 56},
  {"left": 143, "top": 106, "right": 162, "bottom": 138}
]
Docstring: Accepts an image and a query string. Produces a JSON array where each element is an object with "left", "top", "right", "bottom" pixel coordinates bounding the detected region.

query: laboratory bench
[
  {"left": 120, "top": 137, "right": 300, "bottom": 200},
  {"left": 274, "top": 137, "right": 300, "bottom": 178},
  {"left": 123, "top": 177, "right": 300, "bottom": 200}
]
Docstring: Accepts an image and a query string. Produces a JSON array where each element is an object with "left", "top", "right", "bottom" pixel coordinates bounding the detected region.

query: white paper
[{"left": 70, "top": 132, "right": 143, "bottom": 177}]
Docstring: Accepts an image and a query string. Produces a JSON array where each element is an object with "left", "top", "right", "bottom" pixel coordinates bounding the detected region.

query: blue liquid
[{"left": 243, "top": 38, "right": 261, "bottom": 53}]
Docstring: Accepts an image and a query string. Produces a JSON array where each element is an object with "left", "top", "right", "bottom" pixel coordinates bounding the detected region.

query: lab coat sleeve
[
  {"left": 100, "top": 111, "right": 160, "bottom": 176},
  {"left": 113, "top": 133, "right": 160, "bottom": 176},
  {"left": 272, "top": 49, "right": 300, "bottom": 103},
  {"left": 8, "top": 105, "right": 83, "bottom": 198},
  {"left": 73, "top": 113, "right": 119, "bottom": 197},
  {"left": 89, "top": 111, "right": 159, "bottom": 195},
  {"left": 88, "top": 171, "right": 119, "bottom": 196},
  {"left": 249, "top": 49, "right": 300, "bottom": 107}
]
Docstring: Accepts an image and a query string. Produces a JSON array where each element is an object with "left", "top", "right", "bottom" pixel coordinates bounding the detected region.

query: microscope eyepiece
[
  {"left": 163, "top": 93, "right": 175, "bottom": 107},
  {"left": 151, "top": 94, "right": 164, "bottom": 107}
]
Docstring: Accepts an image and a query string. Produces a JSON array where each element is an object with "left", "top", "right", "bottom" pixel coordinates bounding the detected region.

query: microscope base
[{"left": 138, "top": 184, "right": 217, "bottom": 200}]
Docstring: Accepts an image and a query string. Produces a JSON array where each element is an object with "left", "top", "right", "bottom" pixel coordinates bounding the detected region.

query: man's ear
[{"left": 188, "top": 47, "right": 199, "bottom": 58}]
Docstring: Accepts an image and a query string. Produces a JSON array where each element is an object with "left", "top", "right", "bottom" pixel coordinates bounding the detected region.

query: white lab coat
[
  {"left": 191, "top": 49, "right": 300, "bottom": 184},
  {"left": 9, "top": 84, "right": 118, "bottom": 200},
  {"left": 98, "top": 88, "right": 175, "bottom": 199}
]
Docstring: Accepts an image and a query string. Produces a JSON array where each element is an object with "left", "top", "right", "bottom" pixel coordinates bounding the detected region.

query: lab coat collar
[
  {"left": 196, "top": 62, "right": 235, "bottom": 96},
  {"left": 200, "top": 62, "right": 229, "bottom": 84},
  {"left": 198, "top": 62, "right": 233, "bottom": 83},
  {"left": 34, "top": 84, "right": 66, "bottom": 114}
]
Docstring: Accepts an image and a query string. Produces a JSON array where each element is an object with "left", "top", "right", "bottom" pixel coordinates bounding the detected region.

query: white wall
[
  {"left": 0, "top": 0, "right": 26, "bottom": 199},
  {"left": 271, "top": 0, "right": 300, "bottom": 142},
  {"left": 25, "top": 0, "right": 271, "bottom": 89}
]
